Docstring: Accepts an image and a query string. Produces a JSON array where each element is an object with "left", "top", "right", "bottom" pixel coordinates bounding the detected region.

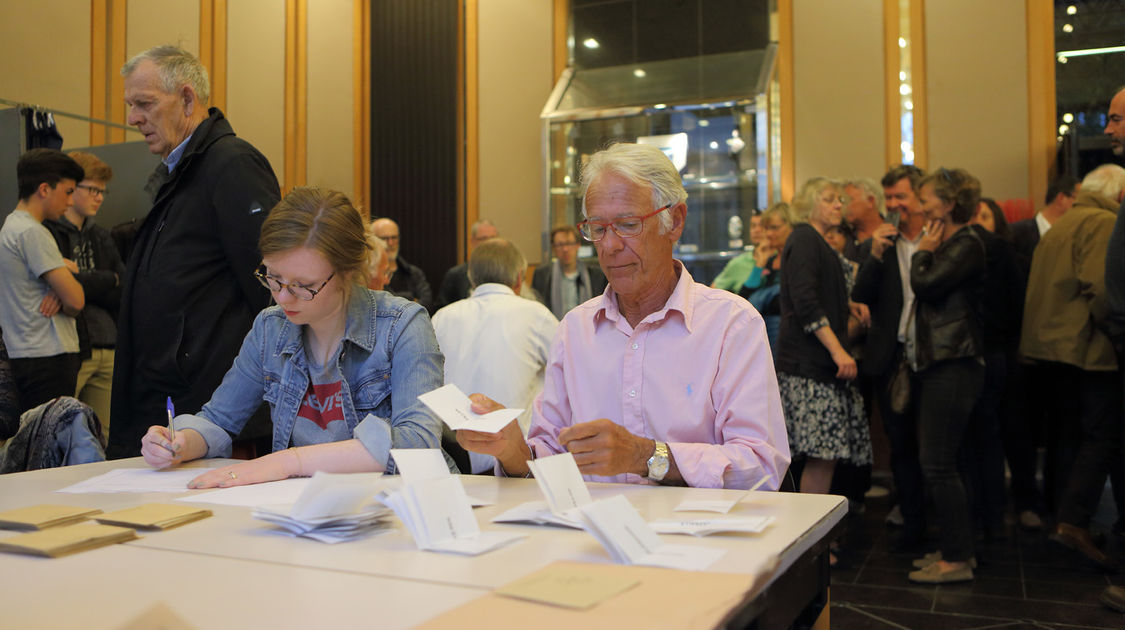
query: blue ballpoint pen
[{"left": 166, "top": 396, "right": 176, "bottom": 444}]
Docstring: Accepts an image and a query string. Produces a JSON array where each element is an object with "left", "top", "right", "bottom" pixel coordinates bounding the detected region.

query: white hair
[
  {"left": 1081, "top": 164, "right": 1125, "bottom": 202},
  {"left": 844, "top": 177, "right": 886, "bottom": 217},
  {"left": 122, "top": 45, "right": 211, "bottom": 105},
  {"left": 580, "top": 143, "right": 687, "bottom": 234}
]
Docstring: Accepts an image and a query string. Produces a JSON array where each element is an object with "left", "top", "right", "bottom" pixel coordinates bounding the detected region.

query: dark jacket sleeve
[
  {"left": 781, "top": 227, "right": 828, "bottom": 328},
  {"left": 407, "top": 264, "right": 434, "bottom": 313},
  {"left": 911, "top": 230, "right": 986, "bottom": 303},
  {"left": 209, "top": 147, "right": 280, "bottom": 314},
  {"left": 531, "top": 263, "right": 550, "bottom": 305},
  {"left": 852, "top": 239, "right": 886, "bottom": 305},
  {"left": 586, "top": 261, "right": 608, "bottom": 295},
  {"left": 1105, "top": 202, "right": 1125, "bottom": 344},
  {"left": 435, "top": 267, "right": 459, "bottom": 310}
]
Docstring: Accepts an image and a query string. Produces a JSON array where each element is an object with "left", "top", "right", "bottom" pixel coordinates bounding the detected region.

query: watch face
[{"left": 648, "top": 443, "right": 670, "bottom": 480}]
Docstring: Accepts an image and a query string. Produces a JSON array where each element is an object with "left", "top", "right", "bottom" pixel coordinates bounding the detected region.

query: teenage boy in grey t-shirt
[{"left": 0, "top": 149, "right": 86, "bottom": 412}]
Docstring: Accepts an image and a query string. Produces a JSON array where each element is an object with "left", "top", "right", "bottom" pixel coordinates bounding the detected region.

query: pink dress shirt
[{"left": 526, "top": 263, "right": 791, "bottom": 489}]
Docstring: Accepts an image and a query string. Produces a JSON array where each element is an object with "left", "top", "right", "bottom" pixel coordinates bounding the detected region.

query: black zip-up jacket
[
  {"left": 45, "top": 216, "right": 125, "bottom": 354},
  {"left": 107, "top": 108, "right": 280, "bottom": 459},
  {"left": 910, "top": 225, "right": 986, "bottom": 371}
]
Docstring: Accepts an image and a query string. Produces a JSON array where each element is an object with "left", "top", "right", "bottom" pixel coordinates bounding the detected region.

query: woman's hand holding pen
[{"left": 141, "top": 425, "right": 188, "bottom": 468}]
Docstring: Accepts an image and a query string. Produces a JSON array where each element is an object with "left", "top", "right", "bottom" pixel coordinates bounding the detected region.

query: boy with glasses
[{"left": 45, "top": 152, "right": 126, "bottom": 436}]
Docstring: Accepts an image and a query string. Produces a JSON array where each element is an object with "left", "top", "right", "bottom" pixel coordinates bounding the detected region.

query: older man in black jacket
[{"left": 107, "top": 46, "right": 279, "bottom": 459}]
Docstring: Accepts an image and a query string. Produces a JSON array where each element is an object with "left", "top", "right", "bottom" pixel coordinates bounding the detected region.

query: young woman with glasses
[{"left": 139, "top": 187, "right": 450, "bottom": 486}]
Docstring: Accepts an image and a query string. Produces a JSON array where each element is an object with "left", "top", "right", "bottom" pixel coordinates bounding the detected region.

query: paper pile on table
[
  {"left": 377, "top": 448, "right": 524, "bottom": 556},
  {"left": 252, "top": 471, "right": 390, "bottom": 543}
]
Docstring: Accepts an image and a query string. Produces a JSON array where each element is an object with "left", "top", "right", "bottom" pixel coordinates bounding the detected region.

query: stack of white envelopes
[{"left": 252, "top": 471, "right": 391, "bottom": 543}]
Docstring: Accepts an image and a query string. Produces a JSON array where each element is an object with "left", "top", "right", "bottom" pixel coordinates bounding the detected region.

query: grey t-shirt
[
  {"left": 290, "top": 337, "right": 353, "bottom": 447},
  {"left": 0, "top": 210, "right": 78, "bottom": 358}
]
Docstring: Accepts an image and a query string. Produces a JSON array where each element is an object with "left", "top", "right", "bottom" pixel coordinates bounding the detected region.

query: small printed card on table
[
  {"left": 649, "top": 516, "right": 775, "bottom": 536},
  {"left": 578, "top": 495, "right": 725, "bottom": 571}
]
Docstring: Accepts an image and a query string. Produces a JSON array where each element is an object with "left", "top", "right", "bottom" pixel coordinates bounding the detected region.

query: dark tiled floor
[{"left": 828, "top": 492, "right": 1125, "bottom": 629}]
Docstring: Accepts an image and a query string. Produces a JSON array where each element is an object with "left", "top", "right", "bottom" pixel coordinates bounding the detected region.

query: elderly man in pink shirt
[{"left": 458, "top": 143, "right": 789, "bottom": 490}]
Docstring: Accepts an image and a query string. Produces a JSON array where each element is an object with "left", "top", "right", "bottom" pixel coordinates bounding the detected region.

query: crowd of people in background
[
  {"left": 707, "top": 143, "right": 1124, "bottom": 591},
  {"left": 1, "top": 44, "right": 1125, "bottom": 608}
]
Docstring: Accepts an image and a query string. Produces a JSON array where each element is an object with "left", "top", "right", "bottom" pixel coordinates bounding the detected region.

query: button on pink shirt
[{"left": 526, "top": 263, "right": 790, "bottom": 489}]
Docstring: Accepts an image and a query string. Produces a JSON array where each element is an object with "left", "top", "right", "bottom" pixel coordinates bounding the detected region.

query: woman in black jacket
[
  {"left": 907, "top": 168, "right": 987, "bottom": 584},
  {"left": 776, "top": 178, "right": 872, "bottom": 520}
]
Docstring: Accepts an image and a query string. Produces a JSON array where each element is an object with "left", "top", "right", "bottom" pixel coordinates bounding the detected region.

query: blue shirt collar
[{"left": 162, "top": 132, "right": 194, "bottom": 173}]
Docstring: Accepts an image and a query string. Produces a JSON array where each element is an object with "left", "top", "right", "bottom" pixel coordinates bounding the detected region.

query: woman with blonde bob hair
[
  {"left": 775, "top": 177, "right": 872, "bottom": 564},
  {"left": 140, "top": 187, "right": 451, "bottom": 486}
]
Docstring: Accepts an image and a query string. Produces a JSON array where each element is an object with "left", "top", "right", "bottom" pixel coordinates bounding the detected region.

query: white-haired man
[
  {"left": 109, "top": 45, "right": 280, "bottom": 458},
  {"left": 433, "top": 238, "right": 558, "bottom": 473},
  {"left": 457, "top": 143, "right": 789, "bottom": 490},
  {"left": 1022, "top": 163, "right": 1124, "bottom": 570},
  {"left": 843, "top": 178, "right": 887, "bottom": 244}
]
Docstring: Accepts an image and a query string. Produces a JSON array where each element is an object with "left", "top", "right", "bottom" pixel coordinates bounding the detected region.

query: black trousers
[
  {"left": 1002, "top": 361, "right": 1047, "bottom": 514},
  {"left": 10, "top": 353, "right": 81, "bottom": 414},
  {"left": 876, "top": 343, "right": 926, "bottom": 537},
  {"left": 962, "top": 350, "right": 1008, "bottom": 533},
  {"left": 1040, "top": 362, "right": 1123, "bottom": 528},
  {"left": 918, "top": 357, "right": 984, "bottom": 563}
]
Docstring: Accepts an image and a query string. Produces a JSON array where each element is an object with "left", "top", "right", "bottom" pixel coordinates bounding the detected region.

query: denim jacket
[{"left": 176, "top": 288, "right": 449, "bottom": 474}]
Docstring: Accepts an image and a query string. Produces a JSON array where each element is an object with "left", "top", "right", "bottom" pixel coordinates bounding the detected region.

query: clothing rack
[{"left": 0, "top": 96, "right": 139, "bottom": 133}]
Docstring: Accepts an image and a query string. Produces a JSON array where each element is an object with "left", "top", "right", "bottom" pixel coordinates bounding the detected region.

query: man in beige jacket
[{"left": 1021, "top": 163, "right": 1123, "bottom": 570}]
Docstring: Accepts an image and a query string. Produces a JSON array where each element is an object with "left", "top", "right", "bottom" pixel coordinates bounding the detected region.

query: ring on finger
[{"left": 228, "top": 471, "right": 237, "bottom": 480}]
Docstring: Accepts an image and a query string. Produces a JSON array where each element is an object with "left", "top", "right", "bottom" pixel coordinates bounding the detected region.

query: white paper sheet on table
[
  {"left": 672, "top": 496, "right": 748, "bottom": 514},
  {"left": 578, "top": 495, "right": 726, "bottom": 571},
  {"left": 649, "top": 516, "right": 775, "bottom": 536},
  {"left": 377, "top": 476, "right": 524, "bottom": 556},
  {"left": 176, "top": 478, "right": 311, "bottom": 507},
  {"left": 417, "top": 384, "right": 523, "bottom": 433},
  {"left": 56, "top": 468, "right": 207, "bottom": 494}
]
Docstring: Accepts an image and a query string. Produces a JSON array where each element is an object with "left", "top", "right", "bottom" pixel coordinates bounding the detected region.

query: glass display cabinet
[{"left": 540, "top": 47, "right": 777, "bottom": 283}]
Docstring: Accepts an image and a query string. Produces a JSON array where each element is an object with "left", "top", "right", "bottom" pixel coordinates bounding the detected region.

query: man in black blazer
[
  {"left": 852, "top": 164, "right": 929, "bottom": 550},
  {"left": 1011, "top": 175, "right": 1077, "bottom": 276},
  {"left": 532, "top": 226, "right": 607, "bottom": 319}
]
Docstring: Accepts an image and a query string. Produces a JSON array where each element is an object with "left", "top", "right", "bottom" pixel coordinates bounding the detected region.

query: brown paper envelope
[
  {"left": 0, "top": 504, "right": 102, "bottom": 530},
  {"left": 95, "top": 504, "right": 212, "bottom": 530},
  {"left": 0, "top": 522, "right": 138, "bottom": 557}
]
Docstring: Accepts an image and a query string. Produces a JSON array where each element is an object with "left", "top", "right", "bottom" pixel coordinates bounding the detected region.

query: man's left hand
[{"left": 558, "top": 419, "right": 654, "bottom": 477}]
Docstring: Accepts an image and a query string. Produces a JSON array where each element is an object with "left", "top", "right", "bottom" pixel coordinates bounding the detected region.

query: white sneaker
[
  {"left": 1019, "top": 510, "right": 1043, "bottom": 530},
  {"left": 885, "top": 504, "right": 904, "bottom": 527}
]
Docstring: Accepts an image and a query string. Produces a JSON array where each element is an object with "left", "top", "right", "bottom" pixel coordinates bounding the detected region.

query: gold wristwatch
[{"left": 646, "top": 441, "right": 670, "bottom": 481}]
